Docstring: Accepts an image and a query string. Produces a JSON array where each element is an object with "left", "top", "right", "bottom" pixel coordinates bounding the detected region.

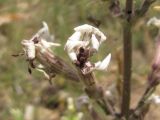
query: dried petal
[
  {"left": 36, "top": 68, "right": 50, "bottom": 80},
  {"left": 21, "top": 40, "right": 35, "bottom": 60},
  {"left": 31, "top": 21, "right": 54, "bottom": 43},
  {"left": 38, "top": 21, "right": 49, "bottom": 35},
  {"left": 40, "top": 39, "right": 61, "bottom": 49},
  {"left": 37, "top": 22, "right": 53, "bottom": 41}
]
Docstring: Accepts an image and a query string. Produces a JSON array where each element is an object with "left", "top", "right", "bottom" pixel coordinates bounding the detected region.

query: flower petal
[
  {"left": 65, "top": 40, "right": 89, "bottom": 52},
  {"left": 74, "top": 24, "right": 107, "bottom": 43},
  {"left": 68, "top": 52, "right": 77, "bottom": 61},
  {"left": 38, "top": 22, "right": 49, "bottom": 36},
  {"left": 32, "top": 21, "right": 54, "bottom": 42},
  {"left": 40, "top": 39, "right": 61, "bottom": 49},
  {"left": 74, "top": 24, "right": 93, "bottom": 33},
  {"left": 95, "top": 53, "right": 111, "bottom": 70},
  {"left": 91, "top": 34, "right": 100, "bottom": 51},
  {"left": 68, "top": 31, "right": 81, "bottom": 41},
  {"left": 94, "top": 61, "right": 101, "bottom": 68}
]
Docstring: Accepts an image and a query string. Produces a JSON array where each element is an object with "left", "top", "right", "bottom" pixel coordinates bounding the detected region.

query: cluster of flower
[{"left": 21, "top": 23, "right": 111, "bottom": 75}]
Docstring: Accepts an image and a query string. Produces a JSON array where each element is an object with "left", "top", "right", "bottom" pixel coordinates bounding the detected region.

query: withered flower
[
  {"left": 64, "top": 24, "right": 111, "bottom": 74},
  {"left": 22, "top": 22, "right": 61, "bottom": 58},
  {"left": 21, "top": 22, "right": 61, "bottom": 82}
]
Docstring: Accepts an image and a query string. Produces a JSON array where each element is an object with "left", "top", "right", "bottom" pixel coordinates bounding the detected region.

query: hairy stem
[{"left": 121, "top": 0, "right": 133, "bottom": 119}]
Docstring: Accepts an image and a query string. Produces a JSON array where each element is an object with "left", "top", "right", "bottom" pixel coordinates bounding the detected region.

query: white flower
[
  {"left": 94, "top": 53, "right": 111, "bottom": 70},
  {"left": 65, "top": 24, "right": 111, "bottom": 74},
  {"left": 149, "top": 94, "right": 160, "bottom": 104},
  {"left": 21, "top": 40, "right": 35, "bottom": 60},
  {"left": 65, "top": 24, "right": 107, "bottom": 61},
  {"left": 147, "top": 17, "right": 160, "bottom": 28}
]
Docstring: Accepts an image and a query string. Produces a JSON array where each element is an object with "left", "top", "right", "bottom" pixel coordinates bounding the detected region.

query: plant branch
[
  {"left": 135, "top": 0, "right": 156, "bottom": 20},
  {"left": 129, "top": 85, "right": 156, "bottom": 119}
]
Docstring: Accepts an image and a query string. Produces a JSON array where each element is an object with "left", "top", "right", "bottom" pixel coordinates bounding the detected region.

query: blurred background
[{"left": 0, "top": 0, "right": 160, "bottom": 119}]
